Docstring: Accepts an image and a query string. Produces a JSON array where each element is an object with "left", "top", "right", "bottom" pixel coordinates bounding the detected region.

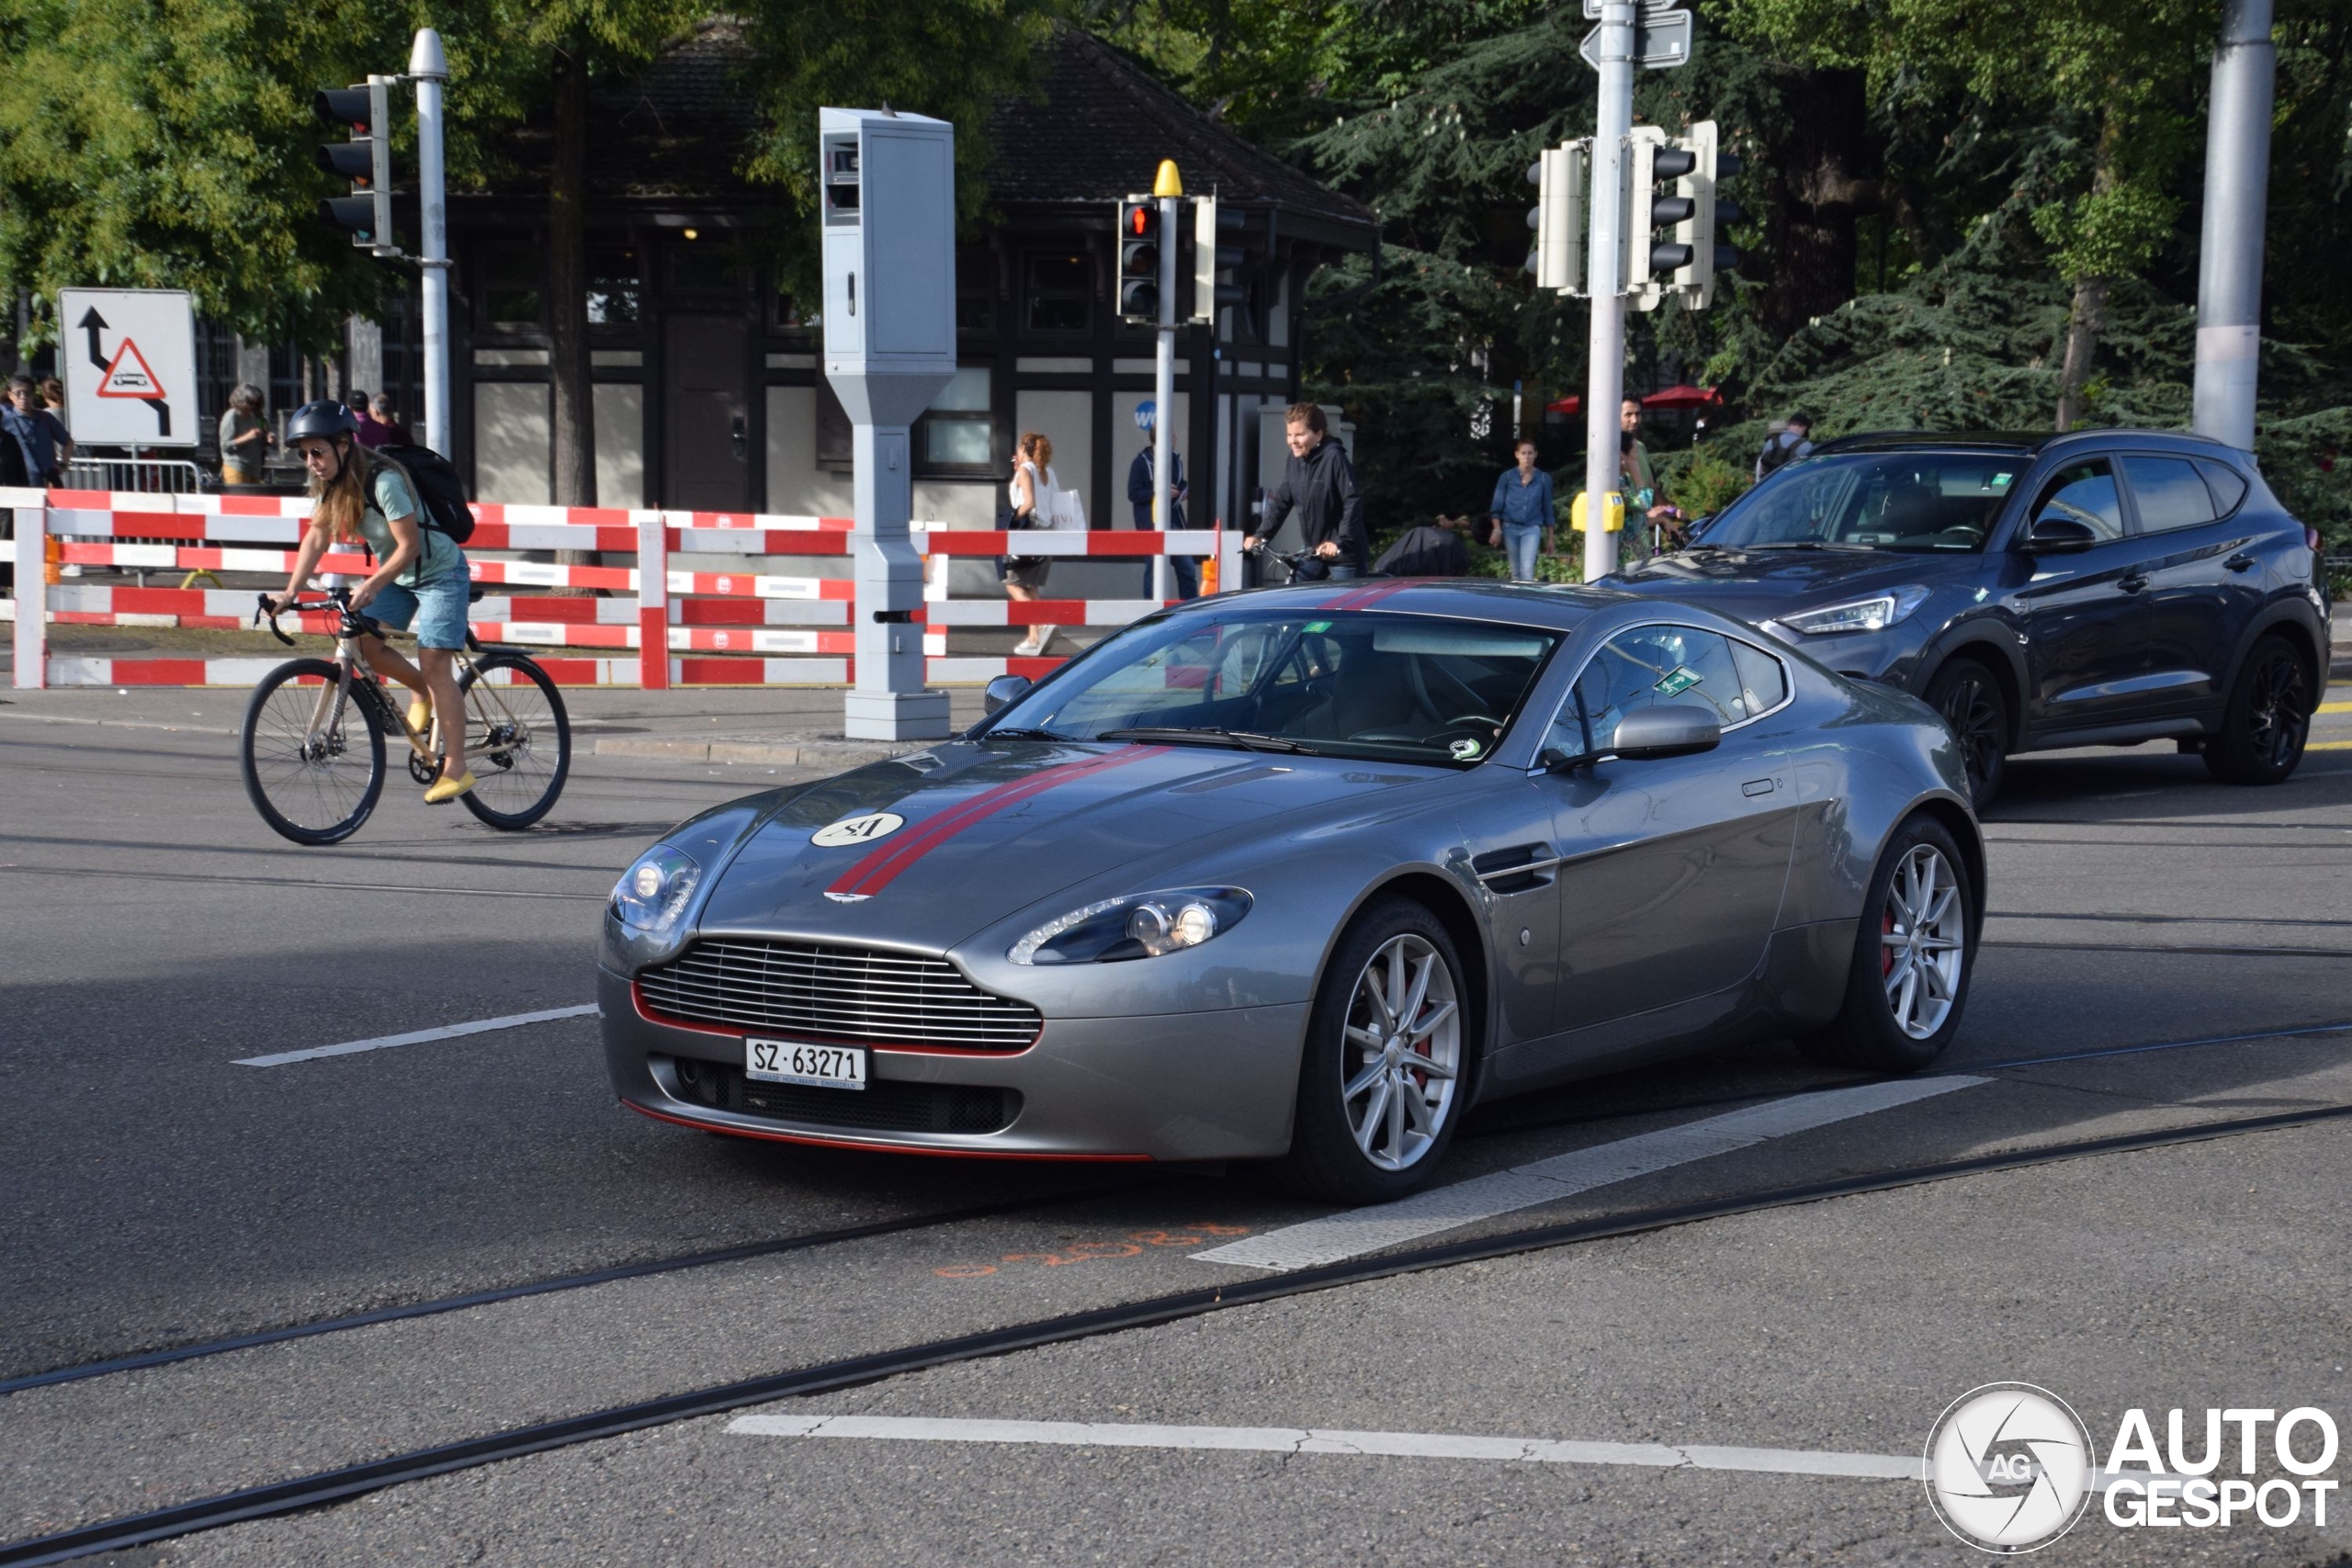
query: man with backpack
[{"left": 1755, "top": 413, "right": 1814, "bottom": 481}]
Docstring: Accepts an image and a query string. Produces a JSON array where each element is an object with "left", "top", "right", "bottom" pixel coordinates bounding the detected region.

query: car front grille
[
  {"left": 665, "top": 1055, "right": 1021, "bottom": 1135},
  {"left": 634, "top": 937, "right": 1043, "bottom": 1053}
]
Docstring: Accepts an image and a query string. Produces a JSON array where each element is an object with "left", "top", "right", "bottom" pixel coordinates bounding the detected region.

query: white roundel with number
[{"left": 812, "top": 812, "right": 906, "bottom": 848}]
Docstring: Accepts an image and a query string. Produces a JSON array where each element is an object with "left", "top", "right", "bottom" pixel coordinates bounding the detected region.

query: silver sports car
[{"left": 601, "top": 581, "right": 1984, "bottom": 1201}]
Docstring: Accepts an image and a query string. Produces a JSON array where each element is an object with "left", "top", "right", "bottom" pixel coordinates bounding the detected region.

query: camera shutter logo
[{"left": 1925, "top": 1382, "right": 2097, "bottom": 1553}]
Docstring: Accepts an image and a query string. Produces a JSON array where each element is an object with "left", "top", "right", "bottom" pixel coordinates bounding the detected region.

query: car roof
[
  {"left": 1180, "top": 578, "right": 1632, "bottom": 633},
  {"left": 1808, "top": 427, "right": 2239, "bottom": 460}
]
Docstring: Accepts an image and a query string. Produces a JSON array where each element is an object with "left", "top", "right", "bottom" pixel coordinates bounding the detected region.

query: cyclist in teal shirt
[{"left": 266, "top": 400, "right": 475, "bottom": 803}]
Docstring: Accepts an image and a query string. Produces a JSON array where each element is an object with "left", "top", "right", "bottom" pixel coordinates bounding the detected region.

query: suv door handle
[
  {"left": 2117, "top": 573, "right": 2149, "bottom": 593},
  {"left": 2223, "top": 552, "right": 2256, "bottom": 572}
]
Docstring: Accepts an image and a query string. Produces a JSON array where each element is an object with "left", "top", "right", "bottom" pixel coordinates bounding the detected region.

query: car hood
[
  {"left": 1605, "top": 547, "right": 1965, "bottom": 620},
  {"left": 689, "top": 739, "right": 1443, "bottom": 953}
]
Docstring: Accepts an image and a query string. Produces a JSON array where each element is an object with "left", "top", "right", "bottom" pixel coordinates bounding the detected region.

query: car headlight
[
  {"left": 1009, "top": 887, "right": 1252, "bottom": 965},
  {"left": 609, "top": 844, "right": 703, "bottom": 933},
  {"left": 1780, "top": 585, "right": 1931, "bottom": 636}
]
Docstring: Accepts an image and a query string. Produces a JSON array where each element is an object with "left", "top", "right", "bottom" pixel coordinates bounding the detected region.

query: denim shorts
[{"left": 368, "top": 571, "right": 470, "bottom": 651}]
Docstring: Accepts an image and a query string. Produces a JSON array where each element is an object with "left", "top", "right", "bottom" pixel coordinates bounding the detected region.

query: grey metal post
[
  {"left": 410, "top": 28, "right": 451, "bottom": 458},
  {"left": 1582, "top": 0, "right": 1635, "bottom": 581},
  {"left": 2192, "top": 0, "right": 2275, "bottom": 453},
  {"left": 13, "top": 503, "right": 45, "bottom": 689},
  {"left": 1153, "top": 191, "right": 1179, "bottom": 604}
]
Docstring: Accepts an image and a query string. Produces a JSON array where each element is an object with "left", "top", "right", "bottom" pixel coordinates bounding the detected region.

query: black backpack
[
  {"left": 378, "top": 442, "right": 476, "bottom": 542},
  {"left": 1758, "top": 432, "right": 1804, "bottom": 479}
]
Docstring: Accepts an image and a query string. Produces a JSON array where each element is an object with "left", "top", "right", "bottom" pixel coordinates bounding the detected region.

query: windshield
[
  {"left": 984, "top": 608, "right": 1564, "bottom": 768},
  {"left": 1702, "top": 451, "right": 2021, "bottom": 553}
]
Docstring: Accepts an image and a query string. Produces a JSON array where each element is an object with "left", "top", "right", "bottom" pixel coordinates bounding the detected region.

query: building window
[
  {"left": 480, "top": 246, "right": 544, "bottom": 329},
  {"left": 587, "top": 250, "right": 640, "bottom": 325},
  {"left": 1024, "top": 253, "right": 1091, "bottom": 334},
  {"left": 956, "top": 253, "right": 994, "bottom": 335},
  {"left": 917, "top": 366, "right": 995, "bottom": 474},
  {"left": 772, "top": 292, "right": 818, "bottom": 332}
]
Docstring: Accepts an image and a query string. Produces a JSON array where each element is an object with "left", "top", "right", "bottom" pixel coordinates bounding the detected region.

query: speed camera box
[{"left": 819, "top": 107, "right": 956, "bottom": 379}]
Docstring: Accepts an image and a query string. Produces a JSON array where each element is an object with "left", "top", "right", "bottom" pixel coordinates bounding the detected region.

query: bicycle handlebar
[{"left": 254, "top": 588, "right": 385, "bottom": 646}]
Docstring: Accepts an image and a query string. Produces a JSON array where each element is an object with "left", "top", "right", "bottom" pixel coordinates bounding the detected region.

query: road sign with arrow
[{"left": 59, "top": 288, "right": 197, "bottom": 447}]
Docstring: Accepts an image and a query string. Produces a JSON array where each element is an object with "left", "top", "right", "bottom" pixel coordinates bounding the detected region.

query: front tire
[
  {"left": 1799, "top": 814, "right": 1976, "bottom": 1073},
  {"left": 240, "top": 659, "right": 386, "bottom": 846},
  {"left": 456, "top": 653, "right": 572, "bottom": 829},
  {"left": 2203, "top": 636, "right": 2311, "bottom": 785},
  {"left": 1278, "top": 897, "right": 1470, "bottom": 1204},
  {"left": 1924, "top": 659, "right": 2007, "bottom": 807}
]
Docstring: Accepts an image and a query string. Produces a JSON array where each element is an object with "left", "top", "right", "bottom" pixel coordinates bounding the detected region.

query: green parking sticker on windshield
[
  {"left": 1654, "top": 665, "right": 1702, "bottom": 697},
  {"left": 1303, "top": 621, "right": 1332, "bottom": 633}
]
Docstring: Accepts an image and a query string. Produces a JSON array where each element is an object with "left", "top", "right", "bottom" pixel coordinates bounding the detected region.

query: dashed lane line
[
  {"left": 234, "top": 1004, "right": 600, "bottom": 1067},
  {"left": 728, "top": 1414, "right": 1924, "bottom": 1479},
  {"left": 1194, "top": 1076, "right": 1985, "bottom": 1273}
]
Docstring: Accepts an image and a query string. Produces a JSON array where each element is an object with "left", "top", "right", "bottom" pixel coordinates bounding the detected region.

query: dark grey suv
[{"left": 1604, "top": 430, "right": 2331, "bottom": 802}]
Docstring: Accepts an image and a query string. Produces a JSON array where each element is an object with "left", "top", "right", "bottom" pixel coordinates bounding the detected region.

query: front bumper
[{"left": 598, "top": 965, "right": 1308, "bottom": 1162}]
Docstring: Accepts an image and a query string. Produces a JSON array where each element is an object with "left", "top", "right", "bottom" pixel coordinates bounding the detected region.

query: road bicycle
[{"left": 240, "top": 587, "right": 571, "bottom": 844}]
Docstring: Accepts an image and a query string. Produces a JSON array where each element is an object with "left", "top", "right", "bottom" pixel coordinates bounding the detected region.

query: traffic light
[
  {"left": 314, "top": 80, "right": 393, "bottom": 251},
  {"left": 1189, "top": 195, "right": 1246, "bottom": 323},
  {"left": 1524, "top": 140, "right": 1587, "bottom": 296},
  {"left": 1668, "top": 118, "right": 1742, "bottom": 310},
  {"left": 1623, "top": 127, "right": 1692, "bottom": 311},
  {"left": 1117, "top": 197, "right": 1160, "bottom": 324}
]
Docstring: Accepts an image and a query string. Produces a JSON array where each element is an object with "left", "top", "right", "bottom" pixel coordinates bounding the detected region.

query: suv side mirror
[
  {"left": 982, "top": 673, "right": 1032, "bottom": 716},
  {"left": 2021, "top": 514, "right": 2099, "bottom": 554},
  {"left": 1611, "top": 705, "right": 1722, "bottom": 761}
]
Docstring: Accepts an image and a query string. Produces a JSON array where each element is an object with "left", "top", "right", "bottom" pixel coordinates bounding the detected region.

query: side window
[
  {"left": 1551, "top": 626, "right": 1747, "bottom": 757},
  {"left": 1731, "top": 639, "right": 1789, "bottom": 716},
  {"left": 2122, "top": 456, "right": 2218, "bottom": 534},
  {"left": 2028, "top": 459, "right": 2124, "bottom": 541},
  {"left": 2195, "top": 459, "right": 2250, "bottom": 518}
]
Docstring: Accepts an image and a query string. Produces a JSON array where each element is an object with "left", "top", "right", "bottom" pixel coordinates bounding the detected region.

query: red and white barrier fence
[{"left": 5, "top": 489, "right": 1239, "bottom": 690}]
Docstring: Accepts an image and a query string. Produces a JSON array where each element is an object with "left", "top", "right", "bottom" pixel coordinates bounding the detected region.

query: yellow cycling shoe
[
  {"left": 407, "top": 696, "right": 433, "bottom": 734},
  {"left": 423, "top": 770, "right": 478, "bottom": 805}
]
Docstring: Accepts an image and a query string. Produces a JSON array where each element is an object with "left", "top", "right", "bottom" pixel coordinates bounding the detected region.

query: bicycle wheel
[
  {"left": 240, "top": 659, "right": 386, "bottom": 845},
  {"left": 456, "top": 652, "right": 571, "bottom": 829}
]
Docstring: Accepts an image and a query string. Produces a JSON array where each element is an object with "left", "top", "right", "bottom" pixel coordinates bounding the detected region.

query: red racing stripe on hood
[
  {"left": 825, "top": 745, "right": 1170, "bottom": 900},
  {"left": 1319, "top": 578, "right": 1415, "bottom": 612}
]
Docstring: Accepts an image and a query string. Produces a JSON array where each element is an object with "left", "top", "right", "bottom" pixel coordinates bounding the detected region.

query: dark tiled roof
[
  {"left": 481, "top": 22, "right": 1372, "bottom": 243},
  {"left": 989, "top": 30, "right": 1377, "bottom": 238}
]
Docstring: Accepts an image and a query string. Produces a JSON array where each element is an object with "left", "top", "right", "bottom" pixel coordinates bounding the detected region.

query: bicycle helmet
[{"left": 286, "top": 400, "right": 360, "bottom": 443}]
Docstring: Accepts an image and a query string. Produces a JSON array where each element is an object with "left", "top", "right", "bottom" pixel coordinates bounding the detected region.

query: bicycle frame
[{"left": 259, "top": 591, "right": 534, "bottom": 768}]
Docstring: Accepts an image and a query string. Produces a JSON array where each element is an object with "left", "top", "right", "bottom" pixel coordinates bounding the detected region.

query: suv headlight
[
  {"left": 1780, "top": 585, "right": 1930, "bottom": 636},
  {"left": 1009, "top": 887, "right": 1253, "bottom": 965},
  {"left": 610, "top": 844, "right": 703, "bottom": 933}
]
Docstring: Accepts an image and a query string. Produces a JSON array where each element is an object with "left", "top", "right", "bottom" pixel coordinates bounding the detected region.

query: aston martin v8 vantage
[{"left": 601, "top": 580, "right": 1985, "bottom": 1201}]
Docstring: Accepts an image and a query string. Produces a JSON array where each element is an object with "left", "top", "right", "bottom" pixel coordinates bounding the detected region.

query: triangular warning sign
[{"left": 96, "top": 336, "right": 164, "bottom": 399}]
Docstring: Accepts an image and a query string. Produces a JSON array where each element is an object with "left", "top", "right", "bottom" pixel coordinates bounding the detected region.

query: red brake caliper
[{"left": 1882, "top": 903, "right": 1897, "bottom": 977}]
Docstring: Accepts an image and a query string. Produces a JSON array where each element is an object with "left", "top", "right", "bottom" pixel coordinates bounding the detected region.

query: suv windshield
[
  {"left": 984, "top": 609, "right": 1563, "bottom": 768},
  {"left": 1702, "top": 451, "right": 2022, "bottom": 553}
]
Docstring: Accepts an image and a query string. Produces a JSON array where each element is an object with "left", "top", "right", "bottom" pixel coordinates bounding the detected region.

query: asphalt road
[{"left": 4, "top": 676, "right": 2350, "bottom": 1565}]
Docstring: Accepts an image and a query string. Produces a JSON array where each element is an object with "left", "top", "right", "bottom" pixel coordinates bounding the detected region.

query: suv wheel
[
  {"left": 1925, "top": 660, "right": 2008, "bottom": 806},
  {"left": 2204, "top": 636, "right": 2312, "bottom": 785}
]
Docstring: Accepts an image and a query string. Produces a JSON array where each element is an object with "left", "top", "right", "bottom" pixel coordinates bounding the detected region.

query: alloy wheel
[
  {"left": 1340, "top": 933, "right": 1461, "bottom": 1172},
  {"left": 1879, "top": 844, "right": 1964, "bottom": 1040},
  {"left": 1938, "top": 672, "right": 2003, "bottom": 799},
  {"left": 2245, "top": 649, "right": 2309, "bottom": 771}
]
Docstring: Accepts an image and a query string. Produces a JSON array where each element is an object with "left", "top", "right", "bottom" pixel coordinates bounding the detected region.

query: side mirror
[
  {"left": 981, "top": 673, "right": 1032, "bottom": 716},
  {"left": 2021, "top": 514, "right": 2098, "bottom": 554},
  {"left": 1611, "top": 705, "right": 1722, "bottom": 761}
]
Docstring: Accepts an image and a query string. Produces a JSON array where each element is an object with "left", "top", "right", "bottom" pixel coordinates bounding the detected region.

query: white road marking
[
  {"left": 727, "top": 1415, "right": 1923, "bottom": 1480},
  {"left": 1196, "top": 1075, "right": 1989, "bottom": 1272},
  {"left": 233, "top": 1004, "right": 600, "bottom": 1067}
]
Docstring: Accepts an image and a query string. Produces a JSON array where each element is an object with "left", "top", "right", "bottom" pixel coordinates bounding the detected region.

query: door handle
[
  {"left": 731, "top": 415, "right": 747, "bottom": 460},
  {"left": 2223, "top": 552, "right": 2256, "bottom": 572},
  {"left": 2117, "top": 573, "right": 2149, "bottom": 593},
  {"left": 1741, "top": 777, "right": 1776, "bottom": 797}
]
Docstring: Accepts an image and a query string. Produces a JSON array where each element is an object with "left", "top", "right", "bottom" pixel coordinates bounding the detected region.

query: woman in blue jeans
[
  {"left": 266, "top": 400, "right": 476, "bottom": 803},
  {"left": 1487, "top": 438, "right": 1556, "bottom": 581}
]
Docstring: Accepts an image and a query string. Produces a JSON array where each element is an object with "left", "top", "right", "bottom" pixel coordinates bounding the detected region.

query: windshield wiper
[
  {"left": 978, "top": 727, "right": 1069, "bottom": 742},
  {"left": 1747, "top": 540, "right": 1827, "bottom": 550},
  {"left": 1094, "top": 726, "right": 1321, "bottom": 755}
]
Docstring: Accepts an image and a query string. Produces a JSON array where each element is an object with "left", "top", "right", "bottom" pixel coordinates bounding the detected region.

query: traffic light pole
[
  {"left": 410, "top": 28, "right": 450, "bottom": 458},
  {"left": 1153, "top": 182, "right": 1181, "bottom": 604},
  {"left": 1582, "top": 0, "right": 1635, "bottom": 583},
  {"left": 2191, "top": 0, "right": 2274, "bottom": 453}
]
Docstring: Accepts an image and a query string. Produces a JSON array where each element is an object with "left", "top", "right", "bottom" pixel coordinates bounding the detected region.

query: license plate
[{"left": 745, "top": 1038, "right": 867, "bottom": 1090}]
